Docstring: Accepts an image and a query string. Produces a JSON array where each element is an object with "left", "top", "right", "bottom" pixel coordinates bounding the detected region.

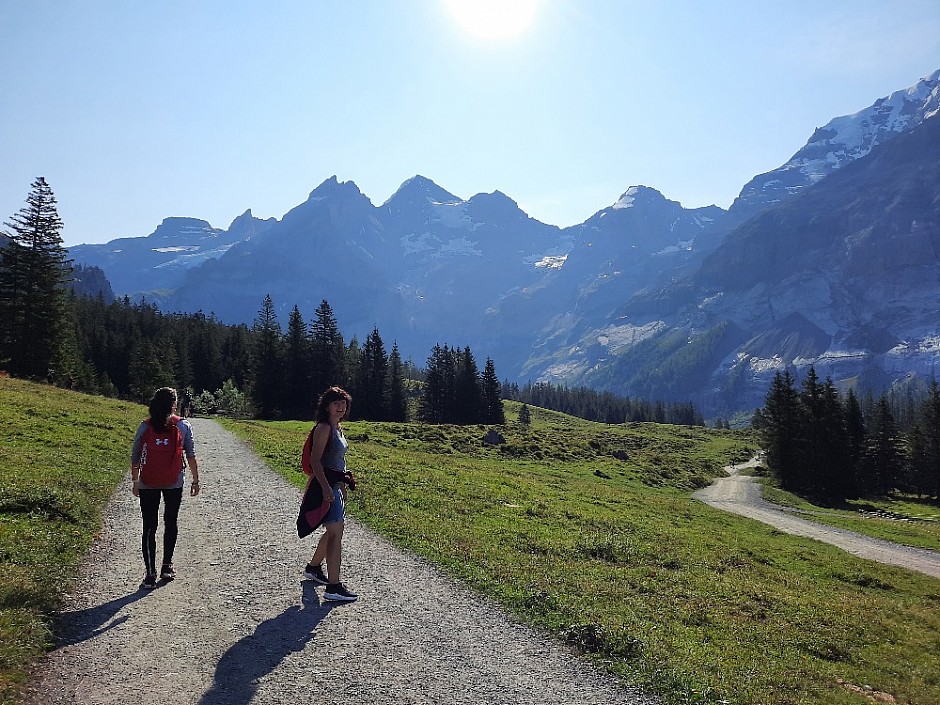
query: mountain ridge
[{"left": 67, "top": 68, "right": 940, "bottom": 419}]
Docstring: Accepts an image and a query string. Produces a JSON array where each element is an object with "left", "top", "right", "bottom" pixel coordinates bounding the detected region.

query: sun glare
[{"left": 445, "top": 0, "right": 540, "bottom": 41}]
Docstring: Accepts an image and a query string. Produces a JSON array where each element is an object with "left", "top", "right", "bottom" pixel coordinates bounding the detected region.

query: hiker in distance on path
[
  {"left": 131, "top": 387, "right": 200, "bottom": 590},
  {"left": 301, "top": 386, "right": 358, "bottom": 602}
]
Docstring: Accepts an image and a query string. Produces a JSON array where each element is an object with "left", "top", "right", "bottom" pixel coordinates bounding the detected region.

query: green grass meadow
[
  {"left": 223, "top": 407, "right": 940, "bottom": 705},
  {"left": 2, "top": 378, "right": 939, "bottom": 705},
  {"left": 0, "top": 377, "right": 143, "bottom": 703}
]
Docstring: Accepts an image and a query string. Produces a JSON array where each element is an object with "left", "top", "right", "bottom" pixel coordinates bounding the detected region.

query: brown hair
[
  {"left": 148, "top": 387, "right": 177, "bottom": 432},
  {"left": 315, "top": 386, "right": 352, "bottom": 424}
]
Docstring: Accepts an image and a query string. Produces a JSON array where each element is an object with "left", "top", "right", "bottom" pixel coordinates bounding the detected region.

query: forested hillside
[{"left": 2, "top": 177, "right": 692, "bottom": 429}]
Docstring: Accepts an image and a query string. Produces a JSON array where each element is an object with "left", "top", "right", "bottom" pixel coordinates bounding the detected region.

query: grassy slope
[
  {"left": 2, "top": 382, "right": 938, "bottom": 705},
  {"left": 223, "top": 405, "right": 940, "bottom": 705},
  {"left": 0, "top": 378, "right": 143, "bottom": 703}
]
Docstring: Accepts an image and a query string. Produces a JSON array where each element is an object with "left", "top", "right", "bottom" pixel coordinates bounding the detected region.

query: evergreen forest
[{"left": 754, "top": 367, "right": 940, "bottom": 501}]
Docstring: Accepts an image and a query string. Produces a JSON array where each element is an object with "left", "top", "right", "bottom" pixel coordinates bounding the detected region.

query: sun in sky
[{"left": 444, "top": 0, "right": 541, "bottom": 40}]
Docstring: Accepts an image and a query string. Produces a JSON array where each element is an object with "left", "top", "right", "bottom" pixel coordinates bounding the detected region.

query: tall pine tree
[
  {"left": 285, "top": 305, "right": 312, "bottom": 417},
  {"left": 0, "top": 177, "right": 72, "bottom": 379},
  {"left": 309, "top": 299, "right": 345, "bottom": 395},
  {"left": 480, "top": 357, "right": 504, "bottom": 424},
  {"left": 861, "top": 394, "right": 904, "bottom": 496},
  {"left": 909, "top": 381, "right": 940, "bottom": 498},
  {"left": 387, "top": 343, "right": 409, "bottom": 421},
  {"left": 759, "top": 370, "right": 805, "bottom": 492},
  {"left": 454, "top": 346, "right": 481, "bottom": 425},
  {"left": 419, "top": 344, "right": 453, "bottom": 423},
  {"left": 355, "top": 327, "right": 389, "bottom": 420},
  {"left": 251, "top": 294, "right": 283, "bottom": 419}
]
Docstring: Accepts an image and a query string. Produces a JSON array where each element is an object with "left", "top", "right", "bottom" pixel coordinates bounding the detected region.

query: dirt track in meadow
[
  {"left": 20, "top": 418, "right": 657, "bottom": 705},
  {"left": 693, "top": 460, "right": 940, "bottom": 580}
]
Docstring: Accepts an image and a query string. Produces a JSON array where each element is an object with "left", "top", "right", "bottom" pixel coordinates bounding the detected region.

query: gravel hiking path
[
  {"left": 694, "top": 460, "right": 940, "bottom": 580},
  {"left": 20, "top": 418, "right": 657, "bottom": 705}
]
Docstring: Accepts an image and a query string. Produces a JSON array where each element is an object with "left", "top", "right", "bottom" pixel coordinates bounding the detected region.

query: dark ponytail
[{"left": 148, "top": 387, "right": 178, "bottom": 432}]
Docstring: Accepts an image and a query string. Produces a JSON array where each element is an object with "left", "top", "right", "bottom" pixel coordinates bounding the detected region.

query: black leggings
[{"left": 139, "top": 487, "right": 183, "bottom": 576}]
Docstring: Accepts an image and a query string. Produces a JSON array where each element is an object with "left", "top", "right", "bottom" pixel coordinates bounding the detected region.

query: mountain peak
[
  {"left": 228, "top": 209, "right": 253, "bottom": 227},
  {"left": 150, "top": 217, "right": 216, "bottom": 240},
  {"left": 307, "top": 176, "right": 365, "bottom": 202},
  {"left": 465, "top": 189, "right": 534, "bottom": 222},
  {"left": 384, "top": 175, "right": 460, "bottom": 207},
  {"left": 729, "top": 66, "right": 940, "bottom": 219},
  {"left": 611, "top": 185, "right": 666, "bottom": 210}
]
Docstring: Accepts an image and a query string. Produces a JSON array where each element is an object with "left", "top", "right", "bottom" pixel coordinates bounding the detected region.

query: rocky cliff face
[{"left": 543, "top": 115, "right": 940, "bottom": 419}]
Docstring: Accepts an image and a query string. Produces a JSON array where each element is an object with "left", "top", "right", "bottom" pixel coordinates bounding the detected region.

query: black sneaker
[
  {"left": 303, "top": 563, "right": 328, "bottom": 585},
  {"left": 324, "top": 582, "right": 358, "bottom": 602},
  {"left": 141, "top": 573, "right": 157, "bottom": 590},
  {"left": 160, "top": 564, "right": 176, "bottom": 580}
]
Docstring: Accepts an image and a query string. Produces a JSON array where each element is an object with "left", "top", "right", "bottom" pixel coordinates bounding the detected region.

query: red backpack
[
  {"left": 300, "top": 424, "right": 331, "bottom": 476},
  {"left": 139, "top": 415, "right": 183, "bottom": 487}
]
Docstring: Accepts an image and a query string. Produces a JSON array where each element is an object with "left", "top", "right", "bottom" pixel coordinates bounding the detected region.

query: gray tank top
[{"left": 322, "top": 424, "right": 348, "bottom": 472}]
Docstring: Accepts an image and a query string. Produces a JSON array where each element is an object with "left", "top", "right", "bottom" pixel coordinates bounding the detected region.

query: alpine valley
[{"left": 70, "top": 69, "right": 940, "bottom": 421}]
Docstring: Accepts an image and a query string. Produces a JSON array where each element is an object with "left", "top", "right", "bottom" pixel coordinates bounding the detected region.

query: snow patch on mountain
[
  {"left": 612, "top": 187, "right": 640, "bottom": 210},
  {"left": 654, "top": 239, "right": 694, "bottom": 256},
  {"left": 152, "top": 246, "right": 200, "bottom": 254},
  {"left": 153, "top": 243, "right": 239, "bottom": 269},
  {"left": 401, "top": 231, "right": 481, "bottom": 258},
  {"left": 431, "top": 202, "right": 480, "bottom": 231},
  {"left": 746, "top": 354, "right": 784, "bottom": 374},
  {"left": 596, "top": 321, "right": 666, "bottom": 352},
  {"left": 534, "top": 254, "right": 567, "bottom": 269}
]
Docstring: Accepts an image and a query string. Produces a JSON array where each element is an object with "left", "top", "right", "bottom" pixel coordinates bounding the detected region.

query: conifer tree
[
  {"left": 128, "top": 339, "right": 175, "bottom": 402},
  {"left": 191, "top": 311, "right": 225, "bottom": 393},
  {"left": 355, "top": 327, "right": 389, "bottom": 420},
  {"left": 924, "top": 381, "right": 940, "bottom": 498},
  {"left": 480, "top": 357, "right": 504, "bottom": 424},
  {"left": 420, "top": 344, "right": 456, "bottom": 423},
  {"left": 909, "top": 380, "right": 940, "bottom": 498},
  {"left": 343, "top": 336, "right": 361, "bottom": 396},
  {"left": 285, "top": 305, "right": 312, "bottom": 417},
  {"left": 843, "top": 389, "right": 866, "bottom": 486},
  {"left": 387, "top": 343, "right": 408, "bottom": 421},
  {"left": 798, "top": 367, "right": 826, "bottom": 494},
  {"left": 251, "top": 294, "right": 283, "bottom": 418},
  {"left": 817, "top": 377, "right": 852, "bottom": 499},
  {"left": 0, "top": 177, "right": 72, "bottom": 378},
  {"left": 860, "top": 394, "right": 904, "bottom": 496},
  {"left": 759, "top": 370, "right": 805, "bottom": 491},
  {"left": 454, "top": 346, "right": 481, "bottom": 424},
  {"left": 309, "top": 299, "right": 344, "bottom": 394}
]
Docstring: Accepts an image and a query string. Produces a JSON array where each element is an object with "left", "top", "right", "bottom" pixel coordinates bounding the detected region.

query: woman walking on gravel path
[
  {"left": 301, "top": 386, "right": 358, "bottom": 602},
  {"left": 131, "top": 386, "right": 200, "bottom": 589}
]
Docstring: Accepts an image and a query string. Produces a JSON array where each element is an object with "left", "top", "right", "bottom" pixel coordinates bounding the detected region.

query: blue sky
[{"left": 2, "top": 1, "right": 940, "bottom": 246}]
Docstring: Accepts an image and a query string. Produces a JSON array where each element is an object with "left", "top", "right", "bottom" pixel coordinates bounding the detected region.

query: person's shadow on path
[
  {"left": 51, "top": 591, "right": 145, "bottom": 647},
  {"left": 198, "top": 586, "right": 342, "bottom": 705}
]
